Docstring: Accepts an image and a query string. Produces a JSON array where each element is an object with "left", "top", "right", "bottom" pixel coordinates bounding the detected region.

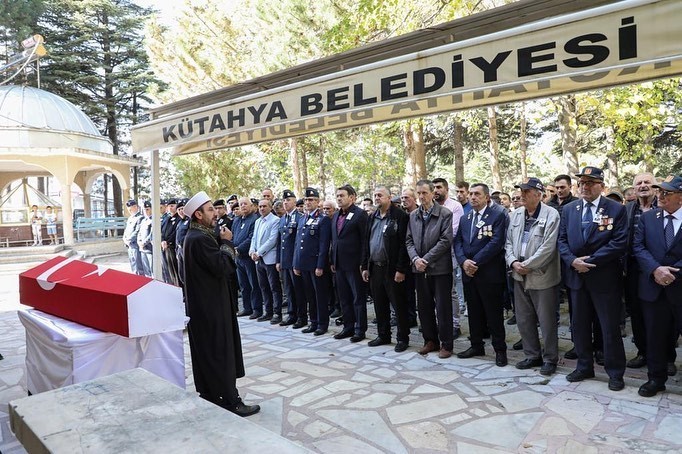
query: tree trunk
[
  {"left": 102, "top": 10, "right": 123, "bottom": 216},
  {"left": 519, "top": 103, "right": 528, "bottom": 181},
  {"left": 453, "top": 115, "right": 465, "bottom": 184},
  {"left": 413, "top": 120, "right": 426, "bottom": 181},
  {"left": 318, "top": 136, "right": 326, "bottom": 199},
  {"left": 604, "top": 127, "right": 619, "bottom": 188},
  {"left": 487, "top": 106, "right": 502, "bottom": 190},
  {"left": 290, "top": 138, "right": 303, "bottom": 196},
  {"left": 556, "top": 95, "right": 579, "bottom": 176},
  {"left": 300, "top": 141, "right": 309, "bottom": 189},
  {"left": 403, "top": 122, "right": 416, "bottom": 188}
]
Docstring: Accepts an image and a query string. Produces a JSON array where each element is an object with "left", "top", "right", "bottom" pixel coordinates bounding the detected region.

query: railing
[{"left": 75, "top": 217, "right": 127, "bottom": 242}]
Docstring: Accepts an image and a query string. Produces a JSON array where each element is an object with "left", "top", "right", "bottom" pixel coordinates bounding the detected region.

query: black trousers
[
  {"left": 164, "top": 245, "right": 179, "bottom": 286},
  {"left": 256, "top": 261, "right": 283, "bottom": 316},
  {"left": 370, "top": 263, "right": 410, "bottom": 343},
  {"left": 642, "top": 292, "right": 680, "bottom": 383},
  {"left": 415, "top": 273, "right": 453, "bottom": 350},
  {"left": 464, "top": 279, "right": 506, "bottom": 352},
  {"left": 570, "top": 286, "right": 626, "bottom": 379},
  {"left": 301, "top": 270, "right": 330, "bottom": 329},
  {"left": 336, "top": 269, "right": 367, "bottom": 335},
  {"left": 282, "top": 268, "right": 306, "bottom": 322}
]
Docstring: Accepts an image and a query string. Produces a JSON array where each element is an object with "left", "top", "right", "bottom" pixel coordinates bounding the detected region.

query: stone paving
[{"left": 1, "top": 255, "right": 682, "bottom": 453}]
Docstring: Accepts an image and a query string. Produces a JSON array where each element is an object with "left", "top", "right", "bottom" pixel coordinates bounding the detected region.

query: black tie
[
  {"left": 665, "top": 214, "right": 675, "bottom": 248},
  {"left": 582, "top": 202, "right": 593, "bottom": 241},
  {"left": 470, "top": 212, "right": 480, "bottom": 243}
]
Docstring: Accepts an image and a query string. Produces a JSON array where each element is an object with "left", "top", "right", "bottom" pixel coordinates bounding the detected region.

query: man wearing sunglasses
[
  {"left": 632, "top": 175, "right": 682, "bottom": 397},
  {"left": 558, "top": 166, "right": 628, "bottom": 391}
]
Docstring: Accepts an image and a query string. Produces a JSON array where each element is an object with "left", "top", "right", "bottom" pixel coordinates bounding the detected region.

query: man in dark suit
[
  {"left": 454, "top": 183, "right": 510, "bottom": 367},
  {"left": 276, "top": 190, "right": 306, "bottom": 327},
  {"left": 361, "top": 186, "right": 411, "bottom": 352},
  {"left": 331, "top": 184, "right": 369, "bottom": 342},
  {"left": 558, "top": 166, "right": 628, "bottom": 391},
  {"left": 293, "top": 187, "right": 332, "bottom": 336},
  {"left": 633, "top": 175, "right": 682, "bottom": 397}
]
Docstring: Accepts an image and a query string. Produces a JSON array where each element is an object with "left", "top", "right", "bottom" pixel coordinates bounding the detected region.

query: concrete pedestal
[{"left": 9, "top": 368, "right": 310, "bottom": 453}]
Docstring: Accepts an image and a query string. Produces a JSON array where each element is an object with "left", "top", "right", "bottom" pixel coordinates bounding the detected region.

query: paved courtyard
[{"left": 1, "top": 254, "right": 682, "bottom": 453}]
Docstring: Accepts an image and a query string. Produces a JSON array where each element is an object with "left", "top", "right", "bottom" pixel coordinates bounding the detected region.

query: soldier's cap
[
  {"left": 305, "top": 187, "right": 320, "bottom": 198},
  {"left": 176, "top": 198, "right": 187, "bottom": 208},
  {"left": 167, "top": 198, "right": 178, "bottom": 205},
  {"left": 160, "top": 199, "right": 167, "bottom": 205},
  {"left": 250, "top": 197, "right": 259, "bottom": 205},
  {"left": 575, "top": 166, "right": 604, "bottom": 181},
  {"left": 213, "top": 199, "right": 226, "bottom": 207},
  {"left": 515, "top": 177, "right": 545, "bottom": 191},
  {"left": 282, "top": 189, "right": 296, "bottom": 199},
  {"left": 605, "top": 190, "right": 624, "bottom": 202},
  {"left": 296, "top": 198, "right": 304, "bottom": 206},
  {"left": 143, "top": 200, "right": 152, "bottom": 208},
  {"left": 652, "top": 175, "right": 682, "bottom": 193},
  {"left": 184, "top": 191, "right": 211, "bottom": 217},
  {"left": 125, "top": 199, "right": 138, "bottom": 207},
  {"left": 227, "top": 194, "right": 238, "bottom": 202}
]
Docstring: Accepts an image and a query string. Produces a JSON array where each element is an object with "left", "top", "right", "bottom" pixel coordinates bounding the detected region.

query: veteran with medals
[
  {"left": 632, "top": 175, "right": 682, "bottom": 397},
  {"left": 558, "top": 166, "right": 628, "bottom": 391}
]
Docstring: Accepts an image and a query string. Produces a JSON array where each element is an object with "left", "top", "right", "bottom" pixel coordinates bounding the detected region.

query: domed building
[{"left": 0, "top": 85, "right": 141, "bottom": 246}]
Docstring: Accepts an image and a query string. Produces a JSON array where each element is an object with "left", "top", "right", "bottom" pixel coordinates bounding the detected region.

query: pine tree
[{"left": 35, "top": 0, "right": 162, "bottom": 215}]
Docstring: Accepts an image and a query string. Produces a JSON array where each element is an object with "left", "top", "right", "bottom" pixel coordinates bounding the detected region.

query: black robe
[{"left": 184, "top": 222, "right": 244, "bottom": 403}]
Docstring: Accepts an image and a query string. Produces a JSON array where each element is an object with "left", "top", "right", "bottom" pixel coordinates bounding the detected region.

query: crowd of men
[{"left": 122, "top": 169, "right": 682, "bottom": 399}]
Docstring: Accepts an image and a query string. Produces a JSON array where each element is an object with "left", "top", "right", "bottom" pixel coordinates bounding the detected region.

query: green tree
[{"left": 36, "top": 0, "right": 160, "bottom": 214}]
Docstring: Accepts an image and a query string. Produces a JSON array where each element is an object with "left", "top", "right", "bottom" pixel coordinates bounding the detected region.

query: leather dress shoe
[
  {"left": 334, "top": 329, "right": 354, "bottom": 340},
  {"left": 237, "top": 310, "right": 253, "bottom": 317},
  {"left": 638, "top": 380, "right": 666, "bottom": 397},
  {"left": 668, "top": 362, "right": 677, "bottom": 376},
  {"left": 292, "top": 320, "right": 307, "bottom": 329},
  {"left": 457, "top": 346, "right": 485, "bottom": 359},
  {"left": 257, "top": 313, "right": 272, "bottom": 322},
  {"left": 419, "top": 341, "right": 439, "bottom": 355},
  {"left": 516, "top": 358, "right": 543, "bottom": 370},
  {"left": 279, "top": 317, "right": 296, "bottom": 326},
  {"left": 566, "top": 369, "right": 595, "bottom": 382},
  {"left": 594, "top": 350, "right": 605, "bottom": 366},
  {"left": 313, "top": 328, "right": 327, "bottom": 336},
  {"left": 564, "top": 347, "right": 578, "bottom": 359},
  {"left": 438, "top": 348, "right": 452, "bottom": 359},
  {"left": 627, "top": 354, "right": 646, "bottom": 368},
  {"left": 453, "top": 328, "right": 461, "bottom": 340},
  {"left": 301, "top": 326, "right": 317, "bottom": 334},
  {"left": 540, "top": 362, "right": 557, "bottom": 376},
  {"left": 335, "top": 316, "right": 344, "bottom": 326},
  {"left": 249, "top": 313, "right": 260, "bottom": 320},
  {"left": 512, "top": 339, "right": 523, "bottom": 350},
  {"left": 368, "top": 337, "right": 391, "bottom": 347},
  {"left": 506, "top": 315, "right": 517, "bottom": 325},
  {"left": 608, "top": 377, "right": 625, "bottom": 391},
  {"left": 224, "top": 400, "right": 261, "bottom": 417},
  {"left": 495, "top": 351, "right": 508, "bottom": 367},
  {"left": 394, "top": 341, "right": 409, "bottom": 353},
  {"left": 350, "top": 334, "right": 366, "bottom": 343},
  {"left": 329, "top": 309, "right": 342, "bottom": 318},
  {"left": 270, "top": 314, "right": 282, "bottom": 325}
]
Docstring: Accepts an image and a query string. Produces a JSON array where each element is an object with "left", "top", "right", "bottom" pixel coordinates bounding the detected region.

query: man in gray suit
[
  {"left": 250, "top": 199, "right": 284, "bottom": 323},
  {"left": 505, "top": 178, "right": 562, "bottom": 375},
  {"left": 406, "top": 179, "right": 454, "bottom": 358}
]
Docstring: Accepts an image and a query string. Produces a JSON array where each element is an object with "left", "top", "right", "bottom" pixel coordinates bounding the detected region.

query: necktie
[
  {"left": 582, "top": 202, "right": 593, "bottom": 241},
  {"left": 470, "top": 212, "right": 480, "bottom": 243},
  {"left": 665, "top": 214, "right": 675, "bottom": 248}
]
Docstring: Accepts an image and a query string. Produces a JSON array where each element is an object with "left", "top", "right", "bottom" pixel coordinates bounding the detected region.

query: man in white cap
[{"left": 183, "top": 191, "right": 260, "bottom": 417}]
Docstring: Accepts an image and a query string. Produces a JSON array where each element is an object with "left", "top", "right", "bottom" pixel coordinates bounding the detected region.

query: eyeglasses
[
  {"left": 658, "top": 190, "right": 680, "bottom": 197},
  {"left": 511, "top": 197, "right": 521, "bottom": 201},
  {"left": 578, "top": 180, "right": 599, "bottom": 187}
]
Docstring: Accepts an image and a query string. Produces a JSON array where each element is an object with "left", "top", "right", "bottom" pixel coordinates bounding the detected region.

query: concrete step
[{"left": 0, "top": 247, "right": 76, "bottom": 265}]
